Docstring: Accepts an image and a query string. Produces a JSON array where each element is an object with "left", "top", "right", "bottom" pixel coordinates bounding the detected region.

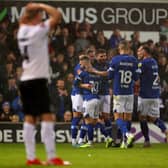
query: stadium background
[{"left": 0, "top": 0, "right": 168, "bottom": 143}]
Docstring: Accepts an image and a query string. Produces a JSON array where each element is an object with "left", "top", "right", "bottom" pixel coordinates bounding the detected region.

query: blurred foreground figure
[{"left": 17, "top": 3, "right": 71, "bottom": 166}]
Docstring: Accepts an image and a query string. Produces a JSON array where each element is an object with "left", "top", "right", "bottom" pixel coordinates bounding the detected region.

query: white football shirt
[{"left": 17, "top": 20, "right": 50, "bottom": 81}]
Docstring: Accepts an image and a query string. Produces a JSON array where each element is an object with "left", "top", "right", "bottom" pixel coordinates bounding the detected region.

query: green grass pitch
[{"left": 0, "top": 143, "right": 168, "bottom": 168}]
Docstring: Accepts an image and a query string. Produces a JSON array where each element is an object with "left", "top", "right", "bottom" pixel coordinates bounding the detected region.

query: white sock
[
  {"left": 78, "top": 138, "right": 84, "bottom": 144},
  {"left": 23, "top": 122, "right": 36, "bottom": 160},
  {"left": 41, "top": 121, "right": 56, "bottom": 160},
  {"left": 88, "top": 140, "right": 93, "bottom": 145},
  {"left": 125, "top": 132, "right": 129, "bottom": 138},
  {"left": 126, "top": 132, "right": 133, "bottom": 138},
  {"left": 72, "top": 138, "right": 76, "bottom": 145}
]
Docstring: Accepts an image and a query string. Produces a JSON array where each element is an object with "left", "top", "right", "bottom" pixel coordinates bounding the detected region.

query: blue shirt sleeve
[
  {"left": 73, "top": 71, "right": 86, "bottom": 87},
  {"left": 107, "top": 58, "right": 115, "bottom": 79},
  {"left": 133, "top": 59, "right": 141, "bottom": 81}
]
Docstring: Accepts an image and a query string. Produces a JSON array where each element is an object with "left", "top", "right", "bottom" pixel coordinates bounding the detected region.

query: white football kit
[{"left": 17, "top": 20, "right": 50, "bottom": 81}]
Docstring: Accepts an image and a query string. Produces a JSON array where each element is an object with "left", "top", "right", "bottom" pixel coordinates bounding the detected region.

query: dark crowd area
[{"left": 0, "top": 16, "right": 168, "bottom": 123}]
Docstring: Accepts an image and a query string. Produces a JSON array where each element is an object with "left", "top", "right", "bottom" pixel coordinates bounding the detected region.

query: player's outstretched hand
[
  {"left": 85, "top": 64, "right": 94, "bottom": 73},
  {"left": 87, "top": 67, "right": 96, "bottom": 74}
]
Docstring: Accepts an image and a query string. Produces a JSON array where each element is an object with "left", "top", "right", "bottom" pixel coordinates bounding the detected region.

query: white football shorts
[
  {"left": 83, "top": 98, "right": 100, "bottom": 119},
  {"left": 71, "top": 94, "right": 83, "bottom": 112},
  {"left": 113, "top": 95, "right": 134, "bottom": 113},
  {"left": 138, "top": 97, "right": 160, "bottom": 118},
  {"left": 99, "top": 95, "right": 111, "bottom": 114}
]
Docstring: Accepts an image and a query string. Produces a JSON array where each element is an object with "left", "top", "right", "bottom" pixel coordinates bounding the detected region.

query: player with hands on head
[{"left": 17, "top": 3, "right": 71, "bottom": 166}]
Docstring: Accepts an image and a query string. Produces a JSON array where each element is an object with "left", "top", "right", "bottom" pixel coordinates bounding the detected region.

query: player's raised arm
[
  {"left": 88, "top": 67, "right": 108, "bottom": 77},
  {"left": 20, "top": 3, "right": 61, "bottom": 28},
  {"left": 39, "top": 3, "right": 62, "bottom": 29}
]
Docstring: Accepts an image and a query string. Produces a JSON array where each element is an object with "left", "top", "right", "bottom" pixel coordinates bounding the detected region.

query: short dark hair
[
  {"left": 96, "top": 49, "right": 106, "bottom": 55},
  {"left": 142, "top": 46, "right": 151, "bottom": 55},
  {"left": 86, "top": 48, "right": 94, "bottom": 55}
]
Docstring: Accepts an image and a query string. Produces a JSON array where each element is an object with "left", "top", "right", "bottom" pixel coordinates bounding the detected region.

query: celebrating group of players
[{"left": 70, "top": 41, "right": 168, "bottom": 148}]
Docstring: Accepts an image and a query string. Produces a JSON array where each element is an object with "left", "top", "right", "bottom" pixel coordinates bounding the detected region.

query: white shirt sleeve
[
  {"left": 36, "top": 19, "right": 50, "bottom": 36},
  {"left": 28, "top": 20, "right": 50, "bottom": 43},
  {"left": 42, "top": 19, "right": 50, "bottom": 33}
]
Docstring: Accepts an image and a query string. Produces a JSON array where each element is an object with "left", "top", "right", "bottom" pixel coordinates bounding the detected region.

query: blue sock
[
  {"left": 86, "top": 124, "right": 94, "bottom": 141},
  {"left": 116, "top": 118, "right": 128, "bottom": 135},
  {"left": 71, "top": 117, "right": 81, "bottom": 139},
  {"left": 154, "top": 118, "right": 167, "bottom": 133},
  {"left": 79, "top": 122, "right": 87, "bottom": 139},
  {"left": 105, "top": 119, "right": 112, "bottom": 138},
  {"left": 140, "top": 120, "right": 150, "bottom": 142},
  {"left": 96, "top": 122, "right": 108, "bottom": 137},
  {"left": 126, "top": 120, "right": 132, "bottom": 132}
]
